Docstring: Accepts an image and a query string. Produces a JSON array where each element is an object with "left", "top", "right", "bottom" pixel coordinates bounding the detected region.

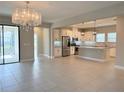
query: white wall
[
  {"left": 34, "top": 27, "right": 44, "bottom": 57},
  {"left": 116, "top": 16, "right": 124, "bottom": 67},
  {"left": 20, "top": 28, "right": 34, "bottom": 62},
  {"left": 43, "top": 28, "right": 50, "bottom": 57}
]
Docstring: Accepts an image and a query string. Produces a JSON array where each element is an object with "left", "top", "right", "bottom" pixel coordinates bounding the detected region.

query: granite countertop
[{"left": 79, "top": 46, "right": 107, "bottom": 49}]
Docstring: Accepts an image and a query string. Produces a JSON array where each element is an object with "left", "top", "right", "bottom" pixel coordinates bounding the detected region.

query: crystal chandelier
[{"left": 12, "top": 1, "right": 42, "bottom": 31}]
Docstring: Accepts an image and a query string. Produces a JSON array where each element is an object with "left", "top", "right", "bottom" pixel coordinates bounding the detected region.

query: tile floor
[{"left": 0, "top": 56, "right": 124, "bottom": 92}]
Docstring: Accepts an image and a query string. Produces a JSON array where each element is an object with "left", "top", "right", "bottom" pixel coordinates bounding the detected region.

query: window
[
  {"left": 107, "top": 32, "right": 116, "bottom": 42},
  {"left": 96, "top": 33, "right": 105, "bottom": 42}
]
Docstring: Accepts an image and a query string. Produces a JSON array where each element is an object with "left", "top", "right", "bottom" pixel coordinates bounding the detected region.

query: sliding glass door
[
  {"left": 0, "top": 26, "right": 3, "bottom": 64},
  {"left": 0, "top": 25, "right": 19, "bottom": 64}
]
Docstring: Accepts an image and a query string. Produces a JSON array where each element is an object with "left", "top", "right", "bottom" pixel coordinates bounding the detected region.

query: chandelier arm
[
  {"left": 12, "top": 1, "right": 42, "bottom": 32},
  {"left": 26, "top": 1, "right": 30, "bottom": 9}
]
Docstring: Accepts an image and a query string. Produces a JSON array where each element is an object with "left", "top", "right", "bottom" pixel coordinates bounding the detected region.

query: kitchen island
[{"left": 78, "top": 46, "right": 109, "bottom": 62}]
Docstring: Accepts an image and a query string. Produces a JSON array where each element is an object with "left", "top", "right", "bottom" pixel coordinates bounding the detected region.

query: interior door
[
  {"left": 0, "top": 25, "right": 3, "bottom": 64},
  {"left": 3, "top": 26, "right": 19, "bottom": 63}
]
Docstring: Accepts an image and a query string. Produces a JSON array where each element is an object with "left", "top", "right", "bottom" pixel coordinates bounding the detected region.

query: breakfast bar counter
[{"left": 78, "top": 46, "right": 109, "bottom": 62}]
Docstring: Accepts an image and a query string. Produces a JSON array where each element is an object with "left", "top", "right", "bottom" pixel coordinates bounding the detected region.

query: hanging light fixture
[
  {"left": 12, "top": 1, "right": 42, "bottom": 31},
  {"left": 93, "top": 20, "right": 97, "bottom": 35},
  {"left": 81, "top": 32, "right": 85, "bottom": 36}
]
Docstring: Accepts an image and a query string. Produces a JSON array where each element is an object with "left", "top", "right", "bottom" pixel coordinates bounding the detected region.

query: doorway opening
[{"left": 34, "top": 27, "right": 50, "bottom": 61}]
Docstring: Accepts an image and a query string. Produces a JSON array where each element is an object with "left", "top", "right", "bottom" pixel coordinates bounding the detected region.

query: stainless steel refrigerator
[{"left": 62, "top": 36, "right": 70, "bottom": 57}]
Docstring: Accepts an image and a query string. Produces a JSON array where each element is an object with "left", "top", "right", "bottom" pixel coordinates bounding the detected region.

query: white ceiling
[
  {"left": 71, "top": 17, "right": 116, "bottom": 29},
  {"left": 0, "top": 1, "right": 121, "bottom": 23}
]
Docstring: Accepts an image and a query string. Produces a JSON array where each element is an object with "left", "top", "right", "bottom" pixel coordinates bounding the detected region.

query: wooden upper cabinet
[{"left": 54, "top": 29, "right": 61, "bottom": 40}]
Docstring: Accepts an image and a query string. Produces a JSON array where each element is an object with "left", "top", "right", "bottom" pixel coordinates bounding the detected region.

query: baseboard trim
[
  {"left": 20, "top": 58, "right": 34, "bottom": 62},
  {"left": 50, "top": 56, "right": 54, "bottom": 59},
  {"left": 115, "top": 65, "right": 124, "bottom": 70},
  {"left": 39, "top": 54, "right": 54, "bottom": 59},
  {"left": 44, "top": 54, "right": 50, "bottom": 58},
  {"left": 78, "top": 56, "right": 106, "bottom": 62}
]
